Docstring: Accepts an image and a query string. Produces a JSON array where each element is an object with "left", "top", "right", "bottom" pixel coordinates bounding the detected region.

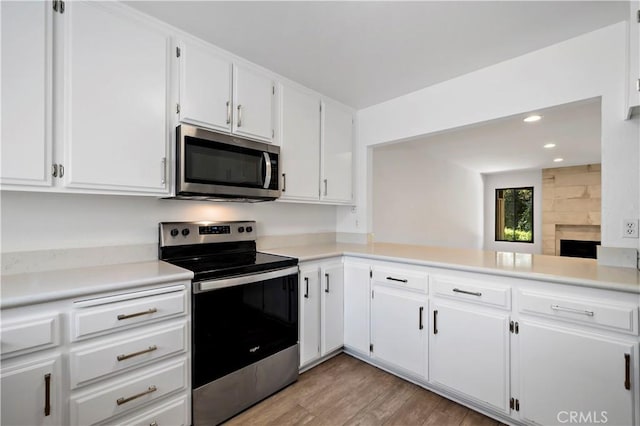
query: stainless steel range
[{"left": 159, "top": 221, "right": 299, "bottom": 425}]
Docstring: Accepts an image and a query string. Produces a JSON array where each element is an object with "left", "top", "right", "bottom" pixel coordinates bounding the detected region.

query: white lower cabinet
[
  {"left": 299, "top": 258, "right": 344, "bottom": 368},
  {"left": 343, "top": 260, "right": 371, "bottom": 355},
  {"left": 429, "top": 301, "right": 510, "bottom": 413},
  {"left": 0, "top": 355, "right": 62, "bottom": 426},
  {"left": 518, "top": 320, "right": 637, "bottom": 426},
  {"left": 299, "top": 265, "right": 321, "bottom": 366},
  {"left": 371, "top": 284, "right": 427, "bottom": 378}
]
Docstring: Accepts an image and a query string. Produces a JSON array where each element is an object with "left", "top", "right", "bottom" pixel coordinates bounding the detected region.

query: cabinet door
[
  {"left": 299, "top": 267, "right": 320, "bottom": 367},
  {"left": 280, "top": 84, "right": 321, "bottom": 201},
  {"left": 178, "top": 40, "right": 232, "bottom": 132},
  {"left": 371, "top": 285, "right": 426, "bottom": 378},
  {"left": 343, "top": 261, "right": 371, "bottom": 355},
  {"left": 1, "top": 0, "right": 52, "bottom": 187},
  {"left": 321, "top": 262, "right": 344, "bottom": 355},
  {"left": 628, "top": 1, "right": 640, "bottom": 116},
  {"left": 232, "top": 64, "right": 274, "bottom": 142},
  {"left": 429, "top": 301, "right": 510, "bottom": 413},
  {"left": 63, "top": 2, "right": 170, "bottom": 194},
  {"left": 321, "top": 100, "right": 353, "bottom": 203},
  {"left": 519, "top": 321, "right": 637, "bottom": 426},
  {"left": 0, "top": 356, "right": 62, "bottom": 426}
]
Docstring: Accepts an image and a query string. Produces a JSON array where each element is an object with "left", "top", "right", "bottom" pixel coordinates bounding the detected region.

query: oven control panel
[{"left": 159, "top": 221, "right": 256, "bottom": 247}]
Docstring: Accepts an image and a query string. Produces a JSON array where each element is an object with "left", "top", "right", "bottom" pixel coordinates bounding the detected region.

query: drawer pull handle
[
  {"left": 325, "top": 273, "right": 330, "bottom": 293},
  {"left": 550, "top": 304, "right": 594, "bottom": 316},
  {"left": 117, "top": 345, "right": 158, "bottom": 361},
  {"left": 44, "top": 373, "right": 51, "bottom": 416},
  {"left": 625, "top": 353, "right": 631, "bottom": 390},
  {"left": 419, "top": 306, "right": 424, "bottom": 330},
  {"left": 304, "top": 277, "right": 309, "bottom": 299},
  {"left": 117, "top": 308, "right": 158, "bottom": 321},
  {"left": 116, "top": 385, "right": 157, "bottom": 406},
  {"left": 433, "top": 309, "right": 438, "bottom": 334},
  {"left": 453, "top": 288, "right": 482, "bottom": 297},
  {"left": 386, "top": 276, "right": 408, "bottom": 283}
]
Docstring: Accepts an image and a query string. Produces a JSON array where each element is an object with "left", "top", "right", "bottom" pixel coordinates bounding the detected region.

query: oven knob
[
  {"left": 170, "top": 228, "right": 179, "bottom": 237},
  {"left": 182, "top": 228, "right": 190, "bottom": 236},
  {"left": 246, "top": 226, "right": 253, "bottom": 233},
  {"left": 238, "top": 227, "right": 245, "bottom": 233}
]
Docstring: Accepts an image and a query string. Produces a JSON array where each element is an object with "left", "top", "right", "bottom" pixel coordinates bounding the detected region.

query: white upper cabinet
[
  {"left": 321, "top": 99, "right": 353, "bottom": 203},
  {"left": 178, "top": 40, "right": 232, "bottom": 133},
  {"left": 280, "top": 83, "right": 321, "bottom": 201},
  {"left": 63, "top": 2, "right": 170, "bottom": 193},
  {"left": 627, "top": 1, "right": 639, "bottom": 118},
  {"left": 0, "top": 1, "right": 52, "bottom": 187},
  {"left": 232, "top": 64, "right": 275, "bottom": 142}
]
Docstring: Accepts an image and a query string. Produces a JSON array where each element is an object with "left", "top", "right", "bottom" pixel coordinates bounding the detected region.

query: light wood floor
[{"left": 224, "top": 353, "right": 504, "bottom": 426}]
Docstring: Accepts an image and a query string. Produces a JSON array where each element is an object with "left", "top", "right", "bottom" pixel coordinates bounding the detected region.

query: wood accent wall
[{"left": 542, "top": 164, "right": 601, "bottom": 255}]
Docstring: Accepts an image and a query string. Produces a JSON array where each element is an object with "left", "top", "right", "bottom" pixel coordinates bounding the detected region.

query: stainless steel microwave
[{"left": 174, "top": 124, "right": 280, "bottom": 201}]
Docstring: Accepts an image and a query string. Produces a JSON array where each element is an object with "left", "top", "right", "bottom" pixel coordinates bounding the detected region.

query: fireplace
[{"left": 559, "top": 239, "right": 600, "bottom": 259}]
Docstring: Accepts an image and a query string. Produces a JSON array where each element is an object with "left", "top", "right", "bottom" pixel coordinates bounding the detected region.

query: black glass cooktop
[{"left": 160, "top": 241, "right": 297, "bottom": 281}]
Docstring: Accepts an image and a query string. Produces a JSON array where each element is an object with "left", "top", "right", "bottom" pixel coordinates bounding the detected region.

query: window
[{"left": 495, "top": 187, "right": 533, "bottom": 243}]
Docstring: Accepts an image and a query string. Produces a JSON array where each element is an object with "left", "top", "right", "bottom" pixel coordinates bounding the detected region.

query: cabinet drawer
[
  {"left": 431, "top": 276, "right": 510, "bottom": 309},
  {"left": 1, "top": 313, "right": 59, "bottom": 358},
  {"left": 107, "top": 395, "right": 189, "bottom": 426},
  {"left": 372, "top": 266, "right": 427, "bottom": 293},
  {"left": 71, "top": 358, "right": 187, "bottom": 426},
  {"left": 72, "top": 287, "right": 186, "bottom": 341},
  {"left": 70, "top": 322, "right": 187, "bottom": 388},
  {"left": 518, "top": 290, "right": 638, "bottom": 335}
]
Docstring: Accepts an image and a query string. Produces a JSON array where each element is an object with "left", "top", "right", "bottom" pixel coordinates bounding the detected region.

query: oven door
[
  {"left": 177, "top": 124, "right": 280, "bottom": 199},
  {"left": 192, "top": 266, "right": 299, "bottom": 389}
]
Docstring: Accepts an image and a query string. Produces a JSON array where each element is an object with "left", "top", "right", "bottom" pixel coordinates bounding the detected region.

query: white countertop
[
  {"left": 265, "top": 242, "right": 640, "bottom": 294},
  {"left": 0, "top": 261, "right": 194, "bottom": 309}
]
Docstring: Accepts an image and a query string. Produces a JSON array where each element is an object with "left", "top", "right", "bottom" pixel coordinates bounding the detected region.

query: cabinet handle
[
  {"left": 304, "top": 277, "right": 309, "bottom": 298},
  {"left": 453, "top": 288, "right": 482, "bottom": 297},
  {"left": 325, "top": 273, "right": 330, "bottom": 293},
  {"left": 117, "top": 308, "right": 158, "bottom": 321},
  {"left": 323, "top": 179, "right": 328, "bottom": 196},
  {"left": 433, "top": 310, "right": 438, "bottom": 334},
  {"left": 282, "top": 173, "right": 286, "bottom": 192},
  {"left": 117, "top": 345, "right": 158, "bottom": 361},
  {"left": 386, "top": 276, "right": 408, "bottom": 283},
  {"left": 51, "top": 164, "right": 58, "bottom": 178},
  {"left": 419, "top": 307, "right": 424, "bottom": 330},
  {"left": 44, "top": 373, "right": 51, "bottom": 416},
  {"left": 116, "top": 385, "right": 157, "bottom": 406},
  {"left": 550, "top": 304, "right": 594, "bottom": 317},
  {"left": 161, "top": 158, "right": 166, "bottom": 185},
  {"left": 237, "top": 104, "right": 243, "bottom": 127},
  {"left": 625, "top": 353, "right": 631, "bottom": 390},
  {"left": 59, "top": 164, "right": 64, "bottom": 178},
  {"left": 226, "top": 101, "right": 231, "bottom": 124}
]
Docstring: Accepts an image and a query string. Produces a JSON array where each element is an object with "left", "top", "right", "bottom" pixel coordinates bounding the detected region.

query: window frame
[{"left": 494, "top": 186, "right": 534, "bottom": 244}]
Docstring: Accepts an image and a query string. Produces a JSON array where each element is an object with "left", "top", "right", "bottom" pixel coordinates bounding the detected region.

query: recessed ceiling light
[
  {"left": 543, "top": 143, "right": 556, "bottom": 149},
  {"left": 523, "top": 115, "right": 542, "bottom": 123},
  {"left": 553, "top": 158, "right": 564, "bottom": 162}
]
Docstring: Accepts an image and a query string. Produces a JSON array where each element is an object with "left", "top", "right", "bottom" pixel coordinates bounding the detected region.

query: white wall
[
  {"left": 0, "top": 191, "right": 336, "bottom": 252},
  {"left": 372, "top": 146, "right": 483, "bottom": 248},
  {"left": 338, "top": 22, "right": 639, "bottom": 254},
  {"left": 483, "top": 170, "right": 542, "bottom": 254}
]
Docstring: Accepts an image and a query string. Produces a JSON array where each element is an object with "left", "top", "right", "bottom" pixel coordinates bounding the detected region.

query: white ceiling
[
  {"left": 374, "top": 98, "right": 602, "bottom": 174},
  {"left": 127, "top": 1, "right": 627, "bottom": 109}
]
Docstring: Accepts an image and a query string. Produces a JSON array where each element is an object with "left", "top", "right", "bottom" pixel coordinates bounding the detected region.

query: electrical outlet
[{"left": 623, "top": 219, "right": 639, "bottom": 238}]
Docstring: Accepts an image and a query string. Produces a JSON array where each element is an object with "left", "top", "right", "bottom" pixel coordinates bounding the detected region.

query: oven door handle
[
  {"left": 262, "top": 152, "right": 272, "bottom": 189},
  {"left": 194, "top": 266, "right": 299, "bottom": 293}
]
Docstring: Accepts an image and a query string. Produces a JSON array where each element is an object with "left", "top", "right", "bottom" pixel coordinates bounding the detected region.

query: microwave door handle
[{"left": 263, "top": 152, "right": 272, "bottom": 189}]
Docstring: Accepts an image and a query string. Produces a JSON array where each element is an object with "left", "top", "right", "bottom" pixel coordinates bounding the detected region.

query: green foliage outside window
[{"left": 495, "top": 187, "right": 533, "bottom": 243}]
